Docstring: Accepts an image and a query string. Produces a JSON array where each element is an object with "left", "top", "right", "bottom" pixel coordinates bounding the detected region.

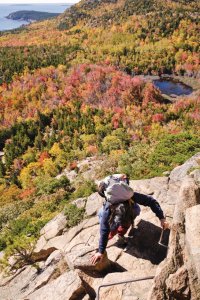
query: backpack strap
[{"left": 128, "top": 198, "right": 134, "bottom": 228}]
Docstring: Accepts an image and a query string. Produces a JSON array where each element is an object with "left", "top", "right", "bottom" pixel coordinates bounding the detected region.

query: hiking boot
[{"left": 116, "top": 235, "right": 128, "bottom": 247}]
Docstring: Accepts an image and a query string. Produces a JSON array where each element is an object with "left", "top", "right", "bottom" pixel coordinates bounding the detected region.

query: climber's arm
[
  {"left": 98, "top": 202, "right": 111, "bottom": 253},
  {"left": 91, "top": 202, "right": 111, "bottom": 264},
  {"left": 134, "top": 192, "right": 169, "bottom": 229}
]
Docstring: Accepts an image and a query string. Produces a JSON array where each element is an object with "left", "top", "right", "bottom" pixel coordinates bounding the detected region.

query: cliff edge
[{"left": 0, "top": 153, "right": 200, "bottom": 300}]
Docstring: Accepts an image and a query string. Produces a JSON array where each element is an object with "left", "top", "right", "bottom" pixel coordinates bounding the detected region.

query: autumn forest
[{"left": 0, "top": 0, "right": 199, "bottom": 270}]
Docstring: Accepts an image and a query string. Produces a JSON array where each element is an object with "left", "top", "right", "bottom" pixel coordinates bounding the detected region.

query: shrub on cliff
[
  {"left": 34, "top": 175, "right": 70, "bottom": 196},
  {"left": 148, "top": 133, "right": 200, "bottom": 177},
  {"left": 64, "top": 204, "right": 85, "bottom": 229},
  {"left": 118, "top": 132, "right": 200, "bottom": 179},
  {"left": 71, "top": 178, "right": 97, "bottom": 199}
]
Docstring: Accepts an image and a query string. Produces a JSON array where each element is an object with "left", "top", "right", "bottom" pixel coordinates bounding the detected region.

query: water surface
[
  {"left": 153, "top": 78, "right": 193, "bottom": 96},
  {"left": 0, "top": 4, "right": 70, "bottom": 31}
]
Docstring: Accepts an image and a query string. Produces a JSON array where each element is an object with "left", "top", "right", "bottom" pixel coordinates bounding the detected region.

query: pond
[{"left": 153, "top": 78, "right": 193, "bottom": 97}]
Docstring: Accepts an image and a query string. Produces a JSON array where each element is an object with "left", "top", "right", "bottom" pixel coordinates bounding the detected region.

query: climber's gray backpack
[{"left": 99, "top": 174, "right": 134, "bottom": 204}]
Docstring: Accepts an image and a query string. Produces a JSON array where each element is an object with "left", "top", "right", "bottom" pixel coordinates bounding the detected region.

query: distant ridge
[
  {"left": 58, "top": 0, "right": 199, "bottom": 29},
  {"left": 6, "top": 10, "right": 60, "bottom": 22}
]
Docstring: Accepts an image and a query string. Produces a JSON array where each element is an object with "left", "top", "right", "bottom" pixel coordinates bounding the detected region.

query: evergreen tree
[
  {"left": 0, "top": 160, "right": 5, "bottom": 178},
  {"left": 34, "top": 130, "right": 43, "bottom": 150}
]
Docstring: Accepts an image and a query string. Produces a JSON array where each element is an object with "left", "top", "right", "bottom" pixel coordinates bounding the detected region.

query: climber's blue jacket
[{"left": 98, "top": 192, "right": 165, "bottom": 254}]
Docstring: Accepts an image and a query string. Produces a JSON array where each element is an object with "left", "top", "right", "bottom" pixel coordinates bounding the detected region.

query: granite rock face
[
  {"left": 185, "top": 205, "right": 200, "bottom": 298},
  {"left": 148, "top": 154, "right": 200, "bottom": 300},
  {"left": 85, "top": 192, "right": 103, "bottom": 217},
  {"left": 28, "top": 270, "right": 85, "bottom": 300},
  {"left": 169, "top": 152, "right": 200, "bottom": 183},
  {"left": 40, "top": 212, "right": 67, "bottom": 241},
  {"left": 165, "top": 266, "right": 190, "bottom": 299},
  {"left": 0, "top": 153, "right": 200, "bottom": 300}
]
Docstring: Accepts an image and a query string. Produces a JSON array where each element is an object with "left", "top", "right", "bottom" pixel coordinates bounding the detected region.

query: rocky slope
[{"left": 0, "top": 153, "right": 200, "bottom": 299}]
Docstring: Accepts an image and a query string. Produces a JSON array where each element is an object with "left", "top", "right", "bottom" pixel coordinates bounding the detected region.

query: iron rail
[{"left": 96, "top": 275, "right": 154, "bottom": 300}]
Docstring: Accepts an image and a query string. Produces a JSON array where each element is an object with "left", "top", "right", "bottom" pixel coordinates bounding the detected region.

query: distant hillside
[
  {"left": 0, "top": 0, "right": 199, "bottom": 82},
  {"left": 6, "top": 10, "right": 60, "bottom": 22},
  {"left": 58, "top": 0, "right": 199, "bottom": 30}
]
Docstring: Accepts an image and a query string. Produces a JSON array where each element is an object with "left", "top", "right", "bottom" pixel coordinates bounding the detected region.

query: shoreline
[
  {"left": 6, "top": 18, "right": 36, "bottom": 23},
  {"left": 6, "top": 11, "right": 60, "bottom": 23},
  {"left": 140, "top": 74, "right": 199, "bottom": 102},
  {"left": 139, "top": 74, "right": 200, "bottom": 90}
]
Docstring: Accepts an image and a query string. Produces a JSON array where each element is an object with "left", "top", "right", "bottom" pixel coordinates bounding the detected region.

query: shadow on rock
[
  {"left": 74, "top": 251, "right": 127, "bottom": 278},
  {"left": 125, "top": 219, "right": 170, "bottom": 264}
]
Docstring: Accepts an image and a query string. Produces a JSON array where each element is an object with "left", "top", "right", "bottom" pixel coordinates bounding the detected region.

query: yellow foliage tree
[
  {"left": 18, "top": 162, "right": 41, "bottom": 189},
  {"left": 49, "top": 143, "right": 68, "bottom": 169},
  {"left": 0, "top": 184, "right": 21, "bottom": 206},
  {"left": 42, "top": 158, "right": 58, "bottom": 177}
]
